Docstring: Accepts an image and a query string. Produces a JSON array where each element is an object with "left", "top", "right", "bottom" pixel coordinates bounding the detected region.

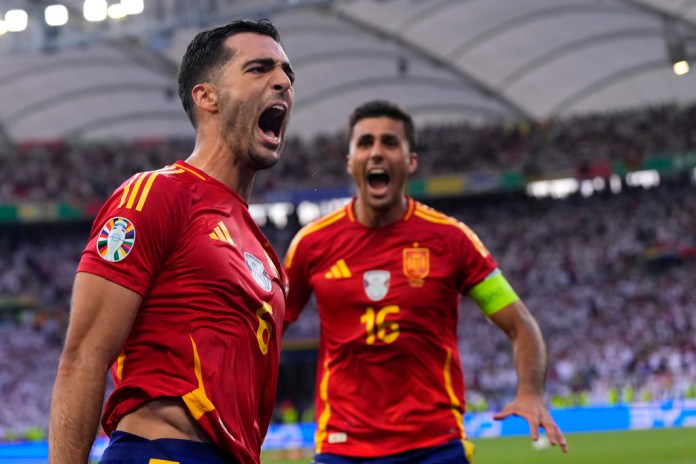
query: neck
[
  {"left": 185, "top": 135, "right": 255, "bottom": 202},
  {"left": 354, "top": 196, "right": 408, "bottom": 228}
]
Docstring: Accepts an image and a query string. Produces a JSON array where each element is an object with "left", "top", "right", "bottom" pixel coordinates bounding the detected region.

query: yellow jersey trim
[
  {"left": 413, "top": 205, "right": 490, "bottom": 258},
  {"left": 118, "top": 165, "right": 182, "bottom": 212},
  {"left": 285, "top": 208, "right": 346, "bottom": 269},
  {"left": 182, "top": 335, "right": 216, "bottom": 420},
  {"left": 315, "top": 358, "right": 332, "bottom": 453},
  {"left": 443, "top": 349, "right": 466, "bottom": 439}
]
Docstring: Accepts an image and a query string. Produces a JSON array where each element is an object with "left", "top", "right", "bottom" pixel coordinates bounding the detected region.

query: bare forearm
[
  {"left": 512, "top": 313, "right": 547, "bottom": 396},
  {"left": 49, "top": 358, "right": 107, "bottom": 464}
]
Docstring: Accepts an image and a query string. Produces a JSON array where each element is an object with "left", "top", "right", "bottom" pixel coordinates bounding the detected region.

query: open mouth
[
  {"left": 367, "top": 169, "right": 390, "bottom": 190},
  {"left": 258, "top": 103, "right": 287, "bottom": 142}
]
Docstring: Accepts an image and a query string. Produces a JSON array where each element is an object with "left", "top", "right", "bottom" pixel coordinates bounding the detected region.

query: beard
[{"left": 218, "top": 92, "right": 283, "bottom": 171}]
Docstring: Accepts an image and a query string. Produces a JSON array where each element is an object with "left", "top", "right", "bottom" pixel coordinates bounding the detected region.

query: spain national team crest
[
  {"left": 363, "top": 270, "right": 390, "bottom": 301},
  {"left": 403, "top": 246, "right": 429, "bottom": 287},
  {"left": 97, "top": 217, "right": 136, "bottom": 263},
  {"left": 245, "top": 252, "right": 272, "bottom": 291}
]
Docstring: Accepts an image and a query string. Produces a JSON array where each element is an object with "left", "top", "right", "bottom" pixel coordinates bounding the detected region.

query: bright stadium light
[
  {"left": 580, "top": 179, "right": 594, "bottom": 198},
  {"left": 610, "top": 174, "right": 622, "bottom": 194},
  {"left": 626, "top": 170, "right": 660, "bottom": 189},
  {"left": 0, "top": 20, "right": 7, "bottom": 35},
  {"left": 84, "top": 0, "right": 108, "bottom": 22},
  {"left": 673, "top": 60, "right": 689, "bottom": 76},
  {"left": 5, "top": 9, "right": 29, "bottom": 32},
  {"left": 267, "top": 202, "right": 294, "bottom": 229},
  {"left": 45, "top": 5, "right": 69, "bottom": 27},
  {"left": 526, "top": 178, "right": 578, "bottom": 199},
  {"left": 297, "top": 201, "right": 321, "bottom": 225},
  {"left": 108, "top": 3, "right": 127, "bottom": 19},
  {"left": 122, "top": 0, "right": 145, "bottom": 15},
  {"left": 248, "top": 204, "right": 267, "bottom": 227}
]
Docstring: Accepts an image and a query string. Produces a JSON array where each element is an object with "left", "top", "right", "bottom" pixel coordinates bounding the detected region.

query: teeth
[
  {"left": 369, "top": 169, "right": 386, "bottom": 175},
  {"left": 271, "top": 104, "right": 285, "bottom": 112}
]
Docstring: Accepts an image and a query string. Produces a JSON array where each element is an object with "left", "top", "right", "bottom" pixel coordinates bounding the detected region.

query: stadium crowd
[
  {"left": 0, "top": 103, "right": 694, "bottom": 439},
  {"left": 1, "top": 102, "right": 694, "bottom": 204}
]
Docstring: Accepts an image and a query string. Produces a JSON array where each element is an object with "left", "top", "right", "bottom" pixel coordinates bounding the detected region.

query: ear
[
  {"left": 191, "top": 83, "right": 218, "bottom": 116},
  {"left": 408, "top": 152, "right": 418, "bottom": 174},
  {"left": 346, "top": 152, "right": 352, "bottom": 174}
]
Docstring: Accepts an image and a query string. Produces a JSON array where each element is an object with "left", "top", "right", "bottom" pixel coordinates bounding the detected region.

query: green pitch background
[{"left": 261, "top": 427, "right": 696, "bottom": 464}]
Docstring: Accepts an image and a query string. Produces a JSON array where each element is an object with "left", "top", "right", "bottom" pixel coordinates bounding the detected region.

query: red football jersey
[
  {"left": 284, "top": 197, "right": 497, "bottom": 457},
  {"left": 77, "top": 161, "right": 286, "bottom": 464}
]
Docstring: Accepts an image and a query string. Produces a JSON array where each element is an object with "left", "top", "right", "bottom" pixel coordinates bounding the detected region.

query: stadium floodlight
[
  {"left": 84, "top": 0, "right": 108, "bottom": 22},
  {"left": 0, "top": 20, "right": 6, "bottom": 35},
  {"left": 673, "top": 60, "right": 689, "bottom": 76},
  {"left": 122, "top": 0, "right": 145, "bottom": 15},
  {"left": 45, "top": 5, "right": 69, "bottom": 27},
  {"left": 108, "top": 3, "right": 127, "bottom": 19},
  {"left": 5, "top": 9, "right": 28, "bottom": 32}
]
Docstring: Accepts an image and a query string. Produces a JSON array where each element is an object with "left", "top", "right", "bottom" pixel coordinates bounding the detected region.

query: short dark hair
[
  {"left": 348, "top": 100, "right": 416, "bottom": 151},
  {"left": 177, "top": 19, "right": 282, "bottom": 128}
]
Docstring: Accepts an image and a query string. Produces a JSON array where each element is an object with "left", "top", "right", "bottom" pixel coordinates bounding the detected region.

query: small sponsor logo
[
  {"left": 325, "top": 259, "right": 352, "bottom": 279},
  {"left": 209, "top": 221, "right": 236, "bottom": 247}
]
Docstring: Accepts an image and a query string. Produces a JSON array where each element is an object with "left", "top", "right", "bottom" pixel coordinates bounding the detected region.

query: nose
[
  {"left": 272, "top": 68, "right": 293, "bottom": 94},
  {"left": 369, "top": 142, "right": 384, "bottom": 161}
]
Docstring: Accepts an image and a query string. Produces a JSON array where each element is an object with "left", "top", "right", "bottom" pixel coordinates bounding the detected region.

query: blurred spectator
[{"left": 0, "top": 103, "right": 694, "bottom": 435}]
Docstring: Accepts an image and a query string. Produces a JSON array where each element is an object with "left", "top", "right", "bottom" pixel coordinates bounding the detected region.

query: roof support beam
[
  {"left": 329, "top": 4, "right": 532, "bottom": 120},
  {"left": 549, "top": 59, "right": 668, "bottom": 114}
]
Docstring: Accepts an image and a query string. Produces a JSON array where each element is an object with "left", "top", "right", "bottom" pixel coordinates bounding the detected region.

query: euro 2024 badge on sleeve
[{"left": 97, "top": 217, "right": 136, "bottom": 263}]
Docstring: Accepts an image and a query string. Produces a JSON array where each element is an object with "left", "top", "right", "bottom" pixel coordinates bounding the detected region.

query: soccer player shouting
[
  {"left": 284, "top": 100, "right": 567, "bottom": 463},
  {"left": 50, "top": 19, "right": 294, "bottom": 464}
]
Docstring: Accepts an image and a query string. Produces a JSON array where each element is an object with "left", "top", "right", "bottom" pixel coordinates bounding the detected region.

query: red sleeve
[
  {"left": 455, "top": 221, "right": 498, "bottom": 294},
  {"left": 77, "top": 171, "right": 187, "bottom": 296},
  {"left": 283, "top": 230, "right": 313, "bottom": 325}
]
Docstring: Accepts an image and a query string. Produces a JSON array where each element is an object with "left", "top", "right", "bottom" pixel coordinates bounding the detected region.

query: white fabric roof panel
[{"left": 0, "top": 0, "right": 694, "bottom": 143}]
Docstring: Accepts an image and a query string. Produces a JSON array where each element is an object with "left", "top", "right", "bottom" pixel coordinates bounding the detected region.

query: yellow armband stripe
[{"left": 468, "top": 272, "right": 519, "bottom": 316}]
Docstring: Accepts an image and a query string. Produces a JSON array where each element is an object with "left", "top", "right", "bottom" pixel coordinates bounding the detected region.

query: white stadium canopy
[{"left": 0, "top": 0, "right": 694, "bottom": 143}]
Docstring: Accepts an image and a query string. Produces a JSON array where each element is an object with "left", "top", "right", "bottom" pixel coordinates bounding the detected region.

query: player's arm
[
  {"left": 468, "top": 273, "right": 568, "bottom": 453},
  {"left": 282, "top": 235, "right": 313, "bottom": 335},
  {"left": 282, "top": 274, "right": 312, "bottom": 335},
  {"left": 49, "top": 272, "right": 142, "bottom": 463}
]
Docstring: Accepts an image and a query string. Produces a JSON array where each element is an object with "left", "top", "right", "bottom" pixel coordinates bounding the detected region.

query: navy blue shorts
[
  {"left": 313, "top": 439, "right": 472, "bottom": 464},
  {"left": 98, "top": 431, "right": 229, "bottom": 464}
]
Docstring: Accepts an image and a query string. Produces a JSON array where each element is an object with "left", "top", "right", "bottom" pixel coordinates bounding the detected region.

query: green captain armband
[{"left": 468, "top": 270, "right": 520, "bottom": 316}]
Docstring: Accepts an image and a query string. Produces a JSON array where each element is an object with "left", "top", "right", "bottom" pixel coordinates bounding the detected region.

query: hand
[{"left": 492, "top": 393, "right": 568, "bottom": 453}]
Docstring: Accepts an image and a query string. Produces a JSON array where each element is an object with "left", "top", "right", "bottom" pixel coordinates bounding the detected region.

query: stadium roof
[{"left": 0, "top": 0, "right": 695, "bottom": 143}]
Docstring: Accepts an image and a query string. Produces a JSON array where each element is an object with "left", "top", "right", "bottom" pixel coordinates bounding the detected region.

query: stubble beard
[{"left": 220, "top": 94, "right": 282, "bottom": 171}]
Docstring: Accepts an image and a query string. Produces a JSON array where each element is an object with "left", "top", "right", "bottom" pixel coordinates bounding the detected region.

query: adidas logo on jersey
[
  {"left": 209, "top": 221, "right": 236, "bottom": 247},
  {"left": 324, "top": 259, "right": 351, "bottom": 279}
]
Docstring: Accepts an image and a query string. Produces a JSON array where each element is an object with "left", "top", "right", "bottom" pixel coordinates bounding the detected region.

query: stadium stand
[
  {"left": 0, "top": 102, "right": 694, "bottom": 438},
  {"left": 1, "top": 102, "right": 694, "bottom": 204}
]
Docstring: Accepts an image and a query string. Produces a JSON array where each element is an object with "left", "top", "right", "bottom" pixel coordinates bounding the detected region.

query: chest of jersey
[
  {"left": 143, "top": 194, "right": 284, "bottom": 333},
  {"left": 308, "top": 224, "right": 461, "bottom": 346}
]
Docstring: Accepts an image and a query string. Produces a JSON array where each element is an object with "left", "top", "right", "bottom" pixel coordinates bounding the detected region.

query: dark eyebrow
[
  {"left": 357, "top": 134, "right": 375, "bottom": 143},
  {"left": 243, "top": 58, "right": 295, "bottom": 84}
]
